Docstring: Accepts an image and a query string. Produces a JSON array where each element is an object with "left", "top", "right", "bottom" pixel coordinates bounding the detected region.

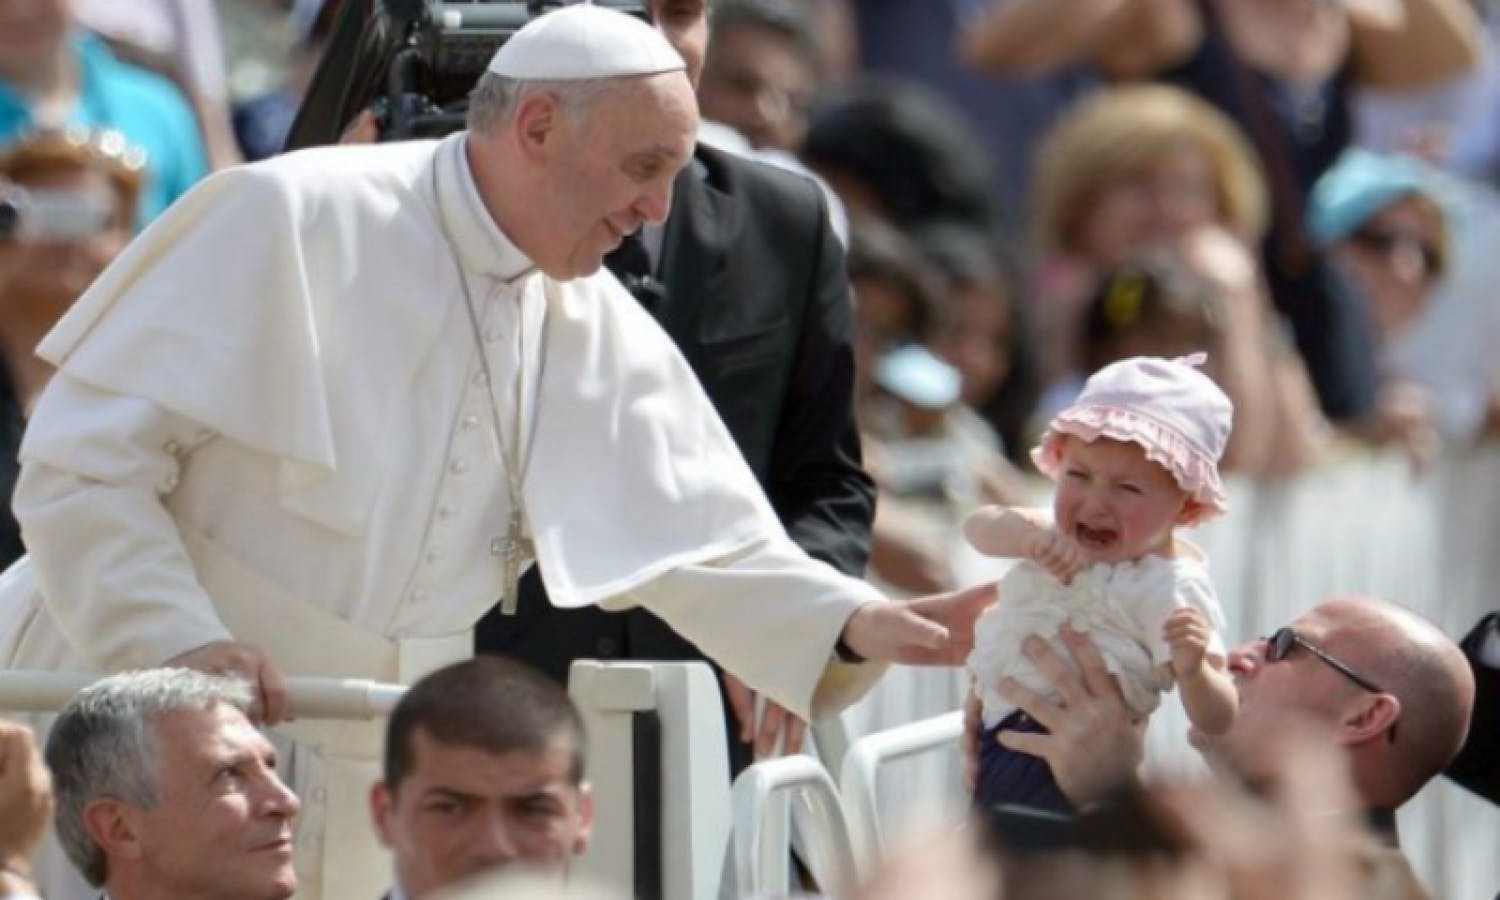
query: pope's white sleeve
[
  {"left": 13, "top": 374, "right": 233, "bottom": 670},
  {"left": 609, "top": 538, "right": 889, "bottom": 721}
]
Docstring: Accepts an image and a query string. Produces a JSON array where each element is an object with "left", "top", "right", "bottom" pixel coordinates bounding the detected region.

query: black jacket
[{"left": 1445, "top": 611, "right": 1500, "bottom": 803}]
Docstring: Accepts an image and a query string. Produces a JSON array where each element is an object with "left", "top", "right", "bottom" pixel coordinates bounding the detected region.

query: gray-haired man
[{"left": 44, "top": 669, "right": 300, "bottom": 900}]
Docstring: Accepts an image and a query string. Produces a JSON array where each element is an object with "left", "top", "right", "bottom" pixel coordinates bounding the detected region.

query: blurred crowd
[{"left": 2, "top": 0, "right": 1500, "bottom": 898}]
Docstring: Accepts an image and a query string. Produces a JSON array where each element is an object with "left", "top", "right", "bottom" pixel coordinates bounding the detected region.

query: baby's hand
[
  {"left": 1163, "top": 607, "right": 1210, "bottom": 676},
  {"left": 1024, "top": 527, "right": 1087, "bottom": 585}
]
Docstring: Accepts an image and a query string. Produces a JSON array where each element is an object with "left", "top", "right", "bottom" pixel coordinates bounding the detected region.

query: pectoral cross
[{"left": 498, "top": 505, "right": 533, "bottom": 616}]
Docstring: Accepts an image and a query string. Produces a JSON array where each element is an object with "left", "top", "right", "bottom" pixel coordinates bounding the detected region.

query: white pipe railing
[
  {"left": 0, "top": 670, "right": 406, "bottom": 719},
  {"left": 732, "top": 755, "right": 857, "bottom": 899},
  {"left": 839, "top": 709, "right": 963, "bottom": 877}
]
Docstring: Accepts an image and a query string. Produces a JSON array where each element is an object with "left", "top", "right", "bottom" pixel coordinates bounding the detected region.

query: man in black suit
[
  {"left": 477, "top": 0, "right": 875, "bottom": 772},
  {"left": 1445, "top": 612, "right": 1500, "bottom": 803}
]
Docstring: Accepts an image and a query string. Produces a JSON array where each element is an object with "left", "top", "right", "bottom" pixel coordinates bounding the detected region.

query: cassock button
[
  {"left": 410, "top": 589, "right": 429, "bottom": 604},
  {"left": 438, "top": 504, "right": 459, "bottom": 519},
  {"left": 162, "top": 439, "right": 180, "bottom": 457},
  {"left": 449, "top": 458, "right": 468, "bottom": 475},
  {"left": 595, "top": 637, "right": 618, "bottom": 657},
  {"left": 490, "top": 536, "right": 506, "bottom": 557},
  {"left": 425, "top": 547, "right": 443, "bottom": 564},
  {"left": 461, "top": 415, "right": 480, "bottom": 430},
  {"left": 160, "top": 472, "right": 179, "bottom": 492}
]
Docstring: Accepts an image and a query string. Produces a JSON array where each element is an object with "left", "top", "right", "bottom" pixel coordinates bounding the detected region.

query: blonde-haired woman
[{"left": 1028, "top": 85, "right": 1327, "bottom": 476}]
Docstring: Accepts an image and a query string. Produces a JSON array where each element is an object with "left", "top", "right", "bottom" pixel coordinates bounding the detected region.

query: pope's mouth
[{"left": 1075, "top": 523, "right": 1117, "bottom": 550}]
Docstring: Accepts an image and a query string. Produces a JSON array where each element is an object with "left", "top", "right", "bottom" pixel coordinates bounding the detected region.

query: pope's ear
[{"left": 514, "top": 91, "right": 563, "bottom": 159}]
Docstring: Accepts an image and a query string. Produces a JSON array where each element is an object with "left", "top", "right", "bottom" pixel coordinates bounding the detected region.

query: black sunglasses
[
  {"left": 1349, "top": 226, "right": 1445, "bottom": 280},
  {"left": 1264, "top": 627, "right": 1386, "bottom": 694}
]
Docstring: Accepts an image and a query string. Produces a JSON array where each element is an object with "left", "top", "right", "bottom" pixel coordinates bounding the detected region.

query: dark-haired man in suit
[{"left": 478, "top": 0, "right": 876, "bottom": 773}]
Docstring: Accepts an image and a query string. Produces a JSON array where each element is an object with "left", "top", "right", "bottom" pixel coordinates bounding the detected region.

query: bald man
[{"left": 976, "top": 595, "right": 1475, "bottom": 823}]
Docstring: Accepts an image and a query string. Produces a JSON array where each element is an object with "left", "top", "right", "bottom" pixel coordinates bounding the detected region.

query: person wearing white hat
[
  {"left": 962, "top": 354, "right": 1239, "bottom": 814},
  {"left": 482, "top": 0, "right": 871, "bottom": 778},
  {"left": 0, "top": 6, "right": 983, "bottom": 899}
]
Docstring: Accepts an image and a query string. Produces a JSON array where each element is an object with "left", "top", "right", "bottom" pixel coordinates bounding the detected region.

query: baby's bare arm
[
  {"left": 1178, "top": 659, "right": 1237, "bottom": 735},
  {"left": 962, "top": 506, "right": 1049, "bottom": 558},
  {"left": 1163, "top": 607, "right": 1236, "bottom": 734}
]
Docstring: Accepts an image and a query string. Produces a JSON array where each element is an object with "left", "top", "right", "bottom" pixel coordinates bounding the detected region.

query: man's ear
[
  {"left": 82, "top": 797, "right": 144, "bottom": 864},
  {"left": 573, "top": 782, "right": 595, "bottom": 856},
  {"left": 370, "top": 781, "right": 396, "bottom": 849},
  {"left": 514, "top": 92, "right": 563, "bottom": 162},
  {"left": 1340, "top": 692, "right": 1402, "bottom": 745}
]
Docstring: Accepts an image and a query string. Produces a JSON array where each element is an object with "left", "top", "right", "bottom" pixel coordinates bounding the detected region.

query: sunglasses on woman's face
[
  {"left": 1348, "top": 226, "right": 1445, "bottom": 281},
  {"left": 1264, "top": 627, "right": 1385, "bottom": 694}
]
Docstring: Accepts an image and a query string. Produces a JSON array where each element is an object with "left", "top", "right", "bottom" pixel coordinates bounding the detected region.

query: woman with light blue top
[{"left": 0, "top": 8, "right": 208, "bottom": 228}]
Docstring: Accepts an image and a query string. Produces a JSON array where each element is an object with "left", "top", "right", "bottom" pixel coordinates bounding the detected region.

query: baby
[{"left": 965, "top": 354, "right": 1237, "bottom": 813}]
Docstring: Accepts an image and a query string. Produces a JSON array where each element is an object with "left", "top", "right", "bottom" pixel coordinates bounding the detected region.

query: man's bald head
[
  {"left": 1308, "top": 596, "right": 1474, "bottom": 807},
  {"left": 1212, "top": 595, "right": 1473, "bottom": 810}
]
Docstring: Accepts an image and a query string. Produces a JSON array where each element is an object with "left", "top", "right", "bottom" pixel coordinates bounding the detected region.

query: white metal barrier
[
  {"left": 0, "top": 671, "right": 406, "bottom": 718},
  {"left": 839, "top": 710, "right": 963, "bottom": 877},
  {"left": 731, "top": 754, "right": 858, "bottom": 899},
  {"left": 568, "top": 660, "right": 733, "bottom": 900}
]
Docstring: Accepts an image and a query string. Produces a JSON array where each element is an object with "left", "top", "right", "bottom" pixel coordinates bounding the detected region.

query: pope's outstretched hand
[{"left": 841, "top": 582, "right": 998, "bottom": 666}]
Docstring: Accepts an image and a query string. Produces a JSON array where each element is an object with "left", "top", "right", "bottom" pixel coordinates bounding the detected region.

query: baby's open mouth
[{"left": 1075, "top": 523, "right": 1117, "bottom": 549}]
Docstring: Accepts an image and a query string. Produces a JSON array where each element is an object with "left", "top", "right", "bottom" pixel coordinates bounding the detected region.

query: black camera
[{"left": 285, "top": 0, "right": 650, "bottom": 149}]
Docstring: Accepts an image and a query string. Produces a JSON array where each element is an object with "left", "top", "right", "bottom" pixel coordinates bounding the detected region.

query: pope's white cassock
[{"left": 0, "top": 132, "right": 886, "bottom": 898}]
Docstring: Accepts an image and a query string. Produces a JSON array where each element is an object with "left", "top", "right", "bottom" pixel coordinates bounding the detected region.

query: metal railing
[
  {"left": 839, "top": 710, "right": 963, "bottom": 877},
  {"left": 0, "top": 670, "right": 406, "bottom": 719},
  {"left": 732, "top": 754, "right": 858, "bottom": 899}
]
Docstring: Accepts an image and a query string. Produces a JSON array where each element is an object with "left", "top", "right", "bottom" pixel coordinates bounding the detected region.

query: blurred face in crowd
[
  {"left": 1052, "top": 435, "right": 1192, "bottom": 566},
  {"left": 0, "top": 163, "right": 132, "bottom": 309},
  {"left": 487, "top": 73, "right": 696, "bottom": 279},
  {"left": 0, "top": 0, "right": 70, "bottom": 79},
  {"left": 372, "top": 729, "right": 593, "bottom": 898},
  {"left": 852, "top": 276, "right": 918, "bottom": 400},
  {"left": 1077, "top": 143, "right": 1220, "bottom": 266},
  {"left": 1331, "top": 195, "right": 1446, "bottom": 340},
  {"left": 649, "top": 0, "right": 710, "bottom": 86},
  {"left": 699, "top": 21, "right": 818, "bottom": 151},
  {"left": 934, "top": 283, "right": 1012, "bottom": 408},
  {"left": 96, "top": 704, "right": 299, "bottom": 900}
]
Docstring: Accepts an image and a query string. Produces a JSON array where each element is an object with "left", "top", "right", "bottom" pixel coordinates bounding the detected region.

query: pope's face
[{"left": 532, "top": 72, "right": 697, "bottom": 279}]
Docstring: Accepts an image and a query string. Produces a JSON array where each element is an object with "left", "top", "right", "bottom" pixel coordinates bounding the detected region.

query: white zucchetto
[{"left": 486, "top": 4, "right": 686, "bottom": 81}]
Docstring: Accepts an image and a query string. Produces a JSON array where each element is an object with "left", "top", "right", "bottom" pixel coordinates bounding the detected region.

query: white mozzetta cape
[{"left": 6, "top": 134, "right": 881, "bottom": 721}]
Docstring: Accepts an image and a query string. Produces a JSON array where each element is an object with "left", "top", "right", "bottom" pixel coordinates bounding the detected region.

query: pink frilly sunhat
[{"left": 1031, "top": 354, "right": 1233, "bottom": 526}]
